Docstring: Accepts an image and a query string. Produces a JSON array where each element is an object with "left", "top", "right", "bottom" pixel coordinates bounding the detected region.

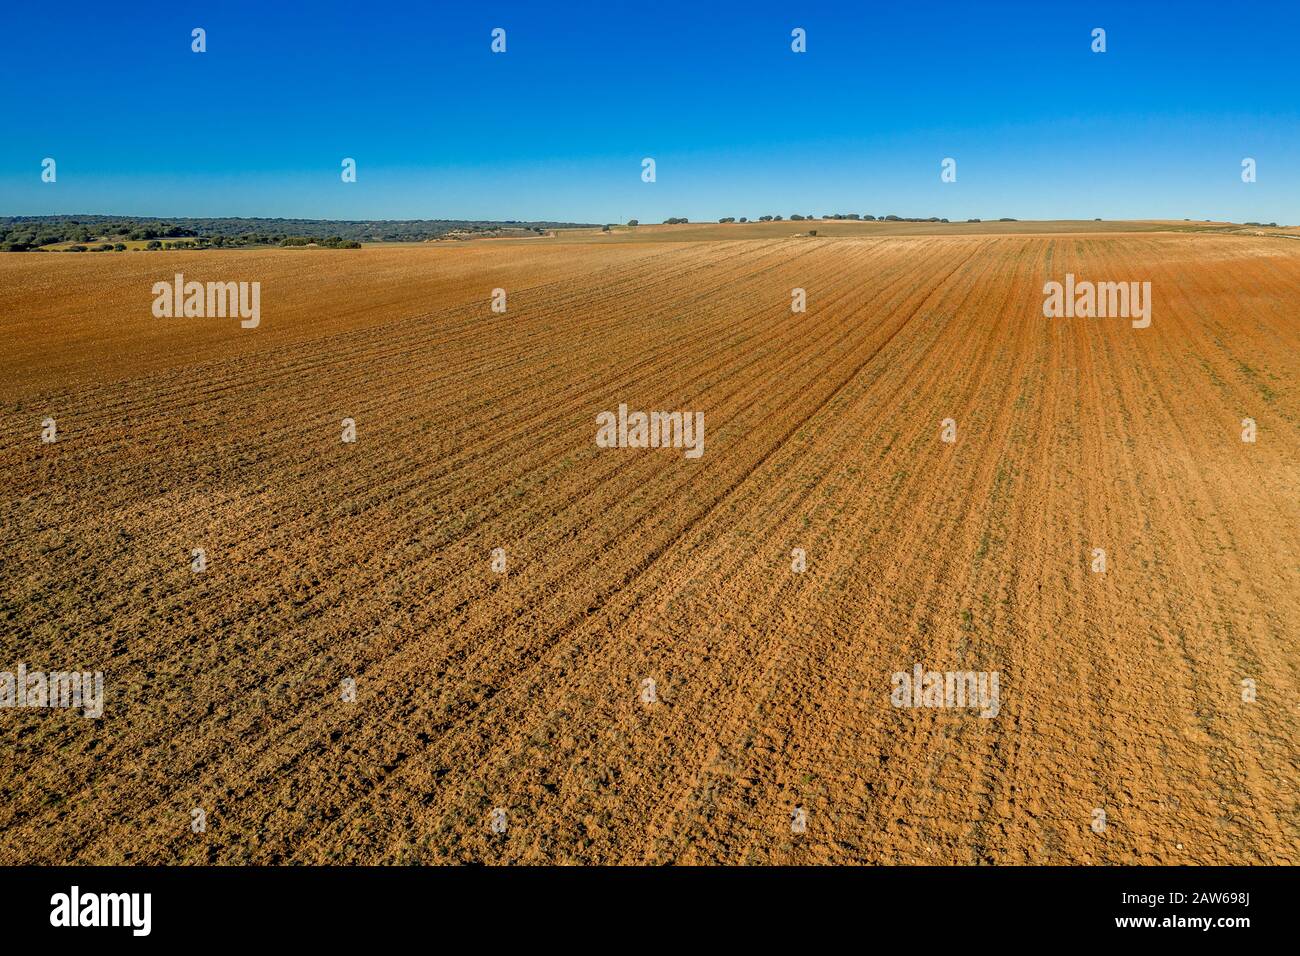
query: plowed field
[{"left": 2, "top": 226, "right": 1297, "bottom": 864}]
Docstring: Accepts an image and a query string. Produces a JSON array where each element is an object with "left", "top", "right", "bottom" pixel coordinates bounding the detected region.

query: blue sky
[{"left": 1, "top": 0, "right": 1296, "bottom": 223}]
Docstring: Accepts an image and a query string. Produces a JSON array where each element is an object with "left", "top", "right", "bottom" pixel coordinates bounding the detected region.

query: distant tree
[
  {"left": 739, "top": 217, "right": 748, "bottom": 223},
  {"left": 601, "top": 224, "right": 611, "bottom": 231},
  {"left": 113, "top": 243, "right": 126, "bottom": 251},
  {"left": 627, "top": 219, "right": 638, "bottom": 226},
  {"left": 718, "top": 217, "right": 735, "bottom": 223},
  {"left": 790, "top": 214, "right": 804, "bottom": 221},
  {"left": 773, "top": 215, "right": 783, "bottom": 221},
  {"left": 146, "top": 240, "right": 162, "bottom": 250}
]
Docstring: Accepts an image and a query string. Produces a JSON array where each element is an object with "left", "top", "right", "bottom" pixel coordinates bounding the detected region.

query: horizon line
[{"left": 3, "top": 213, "right": 1293, "bottom": 227}]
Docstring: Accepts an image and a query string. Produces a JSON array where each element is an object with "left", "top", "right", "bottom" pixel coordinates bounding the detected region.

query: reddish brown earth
[{"left": 1, "top": 226, "right": 1296, "bottom": 864}]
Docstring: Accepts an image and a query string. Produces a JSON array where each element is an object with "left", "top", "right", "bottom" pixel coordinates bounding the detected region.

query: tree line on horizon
[
  {"left": 637, "top": 215, "right": 1021, "bottom": 226},
  {"left": 0, "top": 215, "right": 598, "bottom": 251}
]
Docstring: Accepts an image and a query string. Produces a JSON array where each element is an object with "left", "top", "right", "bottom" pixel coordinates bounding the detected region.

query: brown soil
[{"left": 1, "top": 228, "right": 1296, "bottom": 864}]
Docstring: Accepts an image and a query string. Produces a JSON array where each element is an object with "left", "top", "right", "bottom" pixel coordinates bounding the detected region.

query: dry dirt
[{"left": 1, "top": 224, "right": 1297, "bottom": 864}]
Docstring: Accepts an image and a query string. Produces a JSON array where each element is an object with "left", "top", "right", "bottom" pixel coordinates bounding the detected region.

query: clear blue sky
[{"left": 1, "top": 0, "right": 1296, "bottom": 223}]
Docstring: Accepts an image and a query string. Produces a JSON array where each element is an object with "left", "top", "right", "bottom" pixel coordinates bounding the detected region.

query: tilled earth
[{"left": 1, "top": 228, "right": 1296, "bottom": 863}]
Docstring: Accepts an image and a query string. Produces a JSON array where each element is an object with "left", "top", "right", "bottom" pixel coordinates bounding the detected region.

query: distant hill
[{"left": 0, "top": 215, "right": 599, "bottom": 251}]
